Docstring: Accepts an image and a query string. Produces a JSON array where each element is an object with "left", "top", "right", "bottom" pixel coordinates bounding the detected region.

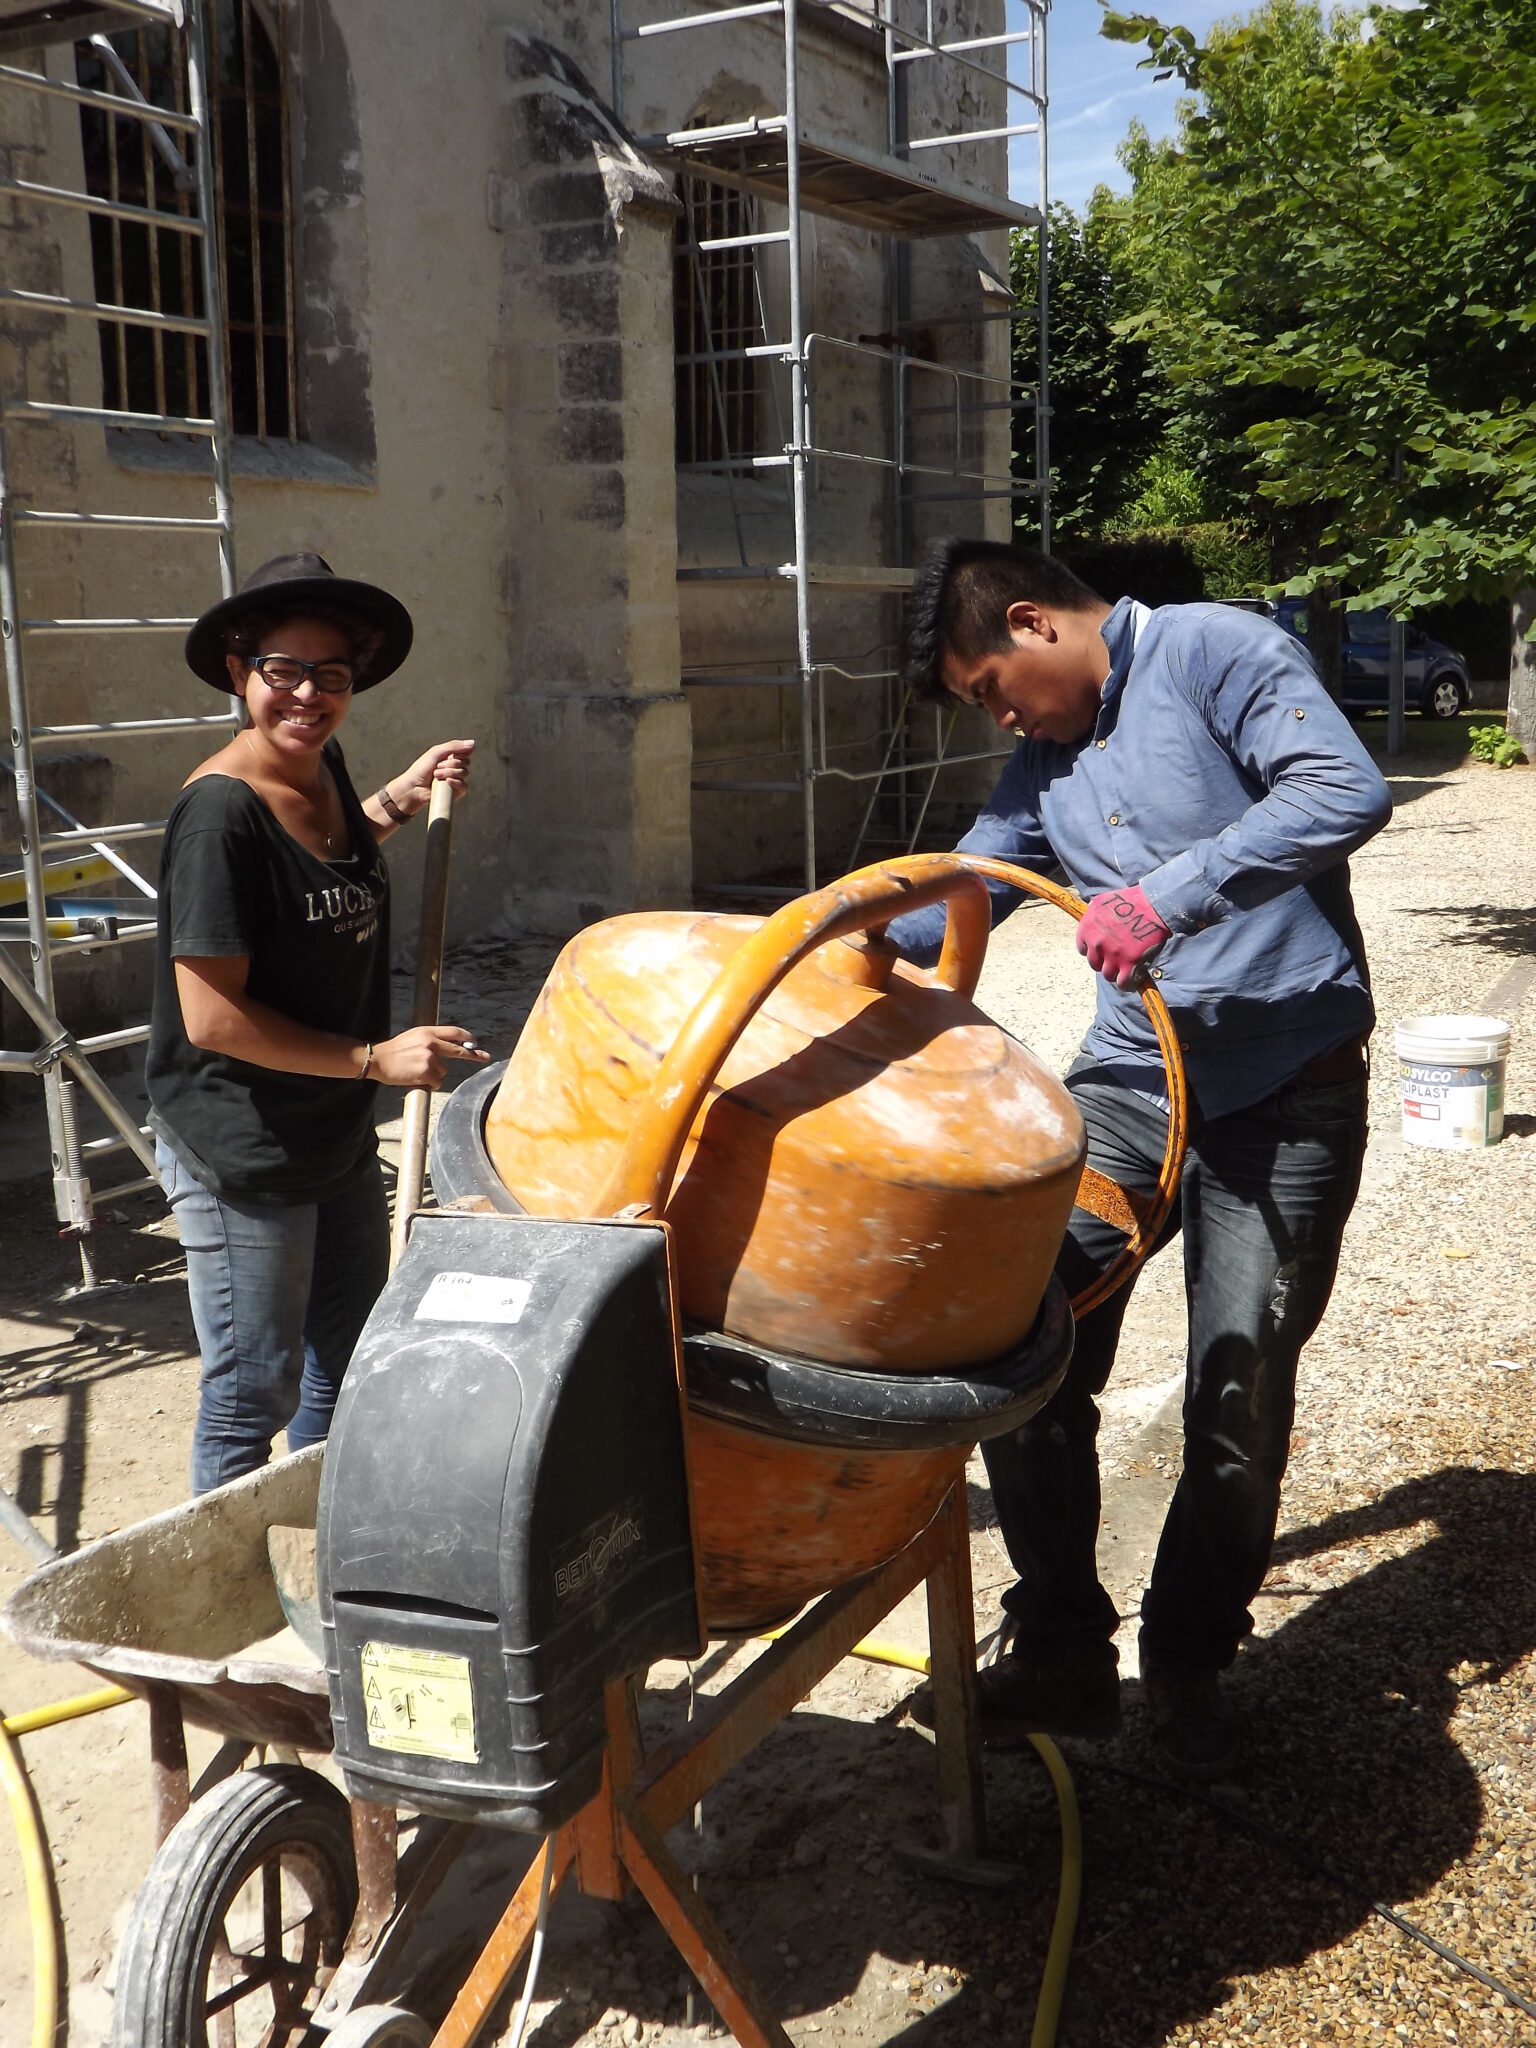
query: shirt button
[
  {"left": 1294, "top": 707, "right": 1305, "bottom": 720},
  {"left": 1096, "top": 739, "right": 1107, "bottom": 750},
  {"left": 1151, "top": 967, "right": 1164, "bottom": 980},
  {"left": 1108, "top": 813, "right": 1121, "bottom": 826}
]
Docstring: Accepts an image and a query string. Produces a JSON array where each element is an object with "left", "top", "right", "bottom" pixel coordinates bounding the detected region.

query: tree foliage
[
  {"left": 1102, "top": 0, "right": 1536, "bottom": 616},
  {"left": 1010, "top": 199, "right": 1167, "bottom": 541}
]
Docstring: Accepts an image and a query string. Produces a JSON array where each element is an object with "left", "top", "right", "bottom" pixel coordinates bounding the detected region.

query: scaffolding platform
[
  {"left": 0, "top": 0, "right": 182, "bottom": 56},
  {"left": 657, "top": 117, "right": 1038, "bottom": 239},
  {"left": 678, "top": 561, "right": 915, "bottom": 591},
  {"left": 616, "top": 0, "right": 1047, "bottom": 890}
]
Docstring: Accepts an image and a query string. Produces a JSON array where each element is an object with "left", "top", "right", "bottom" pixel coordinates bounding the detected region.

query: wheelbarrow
[{"left": 0, "top": 1444, "right": 450, "bottom": 2042}]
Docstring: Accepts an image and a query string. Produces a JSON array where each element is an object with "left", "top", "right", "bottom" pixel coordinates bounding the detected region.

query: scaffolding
[
  {"left": 612, "top": 0, "right": 1049, "bottom": 893},
  {"left": 0, "top": 0, "right": 236, "bottom": 1285}
]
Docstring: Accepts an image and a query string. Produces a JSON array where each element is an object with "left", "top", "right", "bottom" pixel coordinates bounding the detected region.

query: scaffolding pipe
[
  {"left": 87, "top": 31, "right": 198, "bottom": 189},
  {"left": 786, "top": 5, "right": 815, "bottom": 889},
  {"left": 0, "top": 950, "right": 159, "bottom": 1177},
  {"left": 0, "top": 393, "right": 77, "bottom": 1224},
  {"left": 185, "top": 0, "right": 237, "bottom": 607},
  {"left": 1038, "top": 11, "right": 1051, "bottom": 550}
]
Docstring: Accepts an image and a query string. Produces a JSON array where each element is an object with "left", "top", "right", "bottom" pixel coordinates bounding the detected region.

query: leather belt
[{"left": 1295, "top": 1036, "right": 1368, "bottom": 1086}]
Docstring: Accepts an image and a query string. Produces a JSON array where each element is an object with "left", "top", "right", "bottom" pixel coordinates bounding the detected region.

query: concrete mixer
[{"left": 308, "top": 853, "right": 1185, "bottom": 2047}]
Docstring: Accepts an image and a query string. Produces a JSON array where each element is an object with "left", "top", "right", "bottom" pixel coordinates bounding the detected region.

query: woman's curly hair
[{"left": 226, "top": 603, "right": 386, "bottom": 679}]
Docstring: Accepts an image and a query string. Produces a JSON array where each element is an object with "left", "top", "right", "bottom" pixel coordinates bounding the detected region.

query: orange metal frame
[
  {"left": 421, "top": 853, "right": 1189, "bottom": 2043},
  {"left": 426, "top": 1484, "right": 983, "bottom": 2048}
]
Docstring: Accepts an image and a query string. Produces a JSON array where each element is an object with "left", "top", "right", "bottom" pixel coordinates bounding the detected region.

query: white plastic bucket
[{"left": 1395, "top": 1014, "right": 1510, "bottom": 1150}]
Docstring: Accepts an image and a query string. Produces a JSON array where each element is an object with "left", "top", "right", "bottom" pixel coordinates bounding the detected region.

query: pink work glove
[{"left": 1076, "top": 884, "right": 1172, "bottom": 989}]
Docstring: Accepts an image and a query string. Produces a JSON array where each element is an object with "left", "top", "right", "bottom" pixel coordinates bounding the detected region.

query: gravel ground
[{"left": 1, "top": 734, "right": 1533, "bottom": 2047}]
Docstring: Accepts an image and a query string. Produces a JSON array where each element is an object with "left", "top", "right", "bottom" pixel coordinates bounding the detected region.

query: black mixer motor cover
[{"left": 318, "top": 1210, "right": 701, "bottom": 1832}]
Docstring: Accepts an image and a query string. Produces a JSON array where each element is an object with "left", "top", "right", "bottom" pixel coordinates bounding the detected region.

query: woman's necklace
[{"left": 242, "top": 730, "right": 336, "bottom": 851}]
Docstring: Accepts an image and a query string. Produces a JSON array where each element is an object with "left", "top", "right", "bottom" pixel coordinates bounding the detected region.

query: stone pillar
[{"left": 493, "top": 33, "right": 691, "bottom": 932}]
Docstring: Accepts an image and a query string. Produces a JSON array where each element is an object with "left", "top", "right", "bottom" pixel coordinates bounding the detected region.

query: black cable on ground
[{"left": 1079, "top": 1755, "right": 1536, "bottom": 2025}]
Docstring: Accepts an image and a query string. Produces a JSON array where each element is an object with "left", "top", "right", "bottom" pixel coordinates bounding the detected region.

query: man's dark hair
[{"left": 901, "top": 540, "right": 1105, "bottom": 702}]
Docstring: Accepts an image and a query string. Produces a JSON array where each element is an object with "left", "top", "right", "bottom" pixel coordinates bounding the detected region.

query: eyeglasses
[{"left": 245, "top": 653, "right": 356, "bottom": 695}]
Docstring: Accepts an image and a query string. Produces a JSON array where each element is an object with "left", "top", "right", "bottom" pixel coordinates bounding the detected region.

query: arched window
[{"left": 75, "top": 0, "right": 297, "bottom": 441}]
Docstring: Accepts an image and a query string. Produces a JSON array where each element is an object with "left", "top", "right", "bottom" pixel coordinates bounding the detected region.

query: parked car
[{"left": 1272, "top": 598, "right": 1471, "bottom": 720}]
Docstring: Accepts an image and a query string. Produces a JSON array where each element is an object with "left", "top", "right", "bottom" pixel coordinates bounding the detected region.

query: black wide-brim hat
[{"left": 184, "top": 551, "right": 413, "bottom": 692}]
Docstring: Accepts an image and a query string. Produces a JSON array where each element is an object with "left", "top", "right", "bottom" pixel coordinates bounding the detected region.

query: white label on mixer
[{"left": 413, "top": 1270, "right": 532, "bottom": 1324}]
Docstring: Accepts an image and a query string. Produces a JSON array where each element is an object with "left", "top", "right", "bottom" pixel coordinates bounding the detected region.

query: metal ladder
[
  {"left": 612, "top": 0, "right": 1049, "bottom": 895},
  {"left": 0, "top": 0, "right": 236, "bottom": 1288}
]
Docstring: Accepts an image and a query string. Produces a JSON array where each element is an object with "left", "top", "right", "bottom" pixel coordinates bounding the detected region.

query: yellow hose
[
  {"left": 1023, "top": 1730, "right": 1082, "bottom": 2048},
  {"left": 764, "top": 1633, "right": 1082, "bottom": 2048},
  {"left": 1, "top": 1718, "right": 61, "bottom": 2048},
  {"left": 4, "top": 1686, "right": 135, "bottom": 1739},
  {"left": 2, "top": 1687, "right": 138, "bottom": 2048}
]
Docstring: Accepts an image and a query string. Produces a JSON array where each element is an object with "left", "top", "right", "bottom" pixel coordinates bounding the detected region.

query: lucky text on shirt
[{"left": 305, "top": 874, "right": 382, "bottom": 945}]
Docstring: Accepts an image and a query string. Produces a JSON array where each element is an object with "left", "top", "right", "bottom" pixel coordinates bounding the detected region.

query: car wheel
[{"left": 1420, "top": 672, "right": 1465, "bottom": 720}]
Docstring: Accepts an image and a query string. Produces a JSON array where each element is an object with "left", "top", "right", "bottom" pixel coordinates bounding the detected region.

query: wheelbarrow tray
[{"left": 2, "top": 1447, "right": 331, "bottom": 1751}]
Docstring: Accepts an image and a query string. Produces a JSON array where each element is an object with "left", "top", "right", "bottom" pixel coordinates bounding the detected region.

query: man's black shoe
[
  {"left": 1138, "top": 1644, "right": 1241, "bottom": 1782},
  {"left": 906, "top": 1642, "right": 1121, "bottom": 1746}
]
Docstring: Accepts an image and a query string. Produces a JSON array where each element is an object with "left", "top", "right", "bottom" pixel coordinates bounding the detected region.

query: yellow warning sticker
[{"left": 359, "top": 1641, "right": 478, "bottom": 1762}]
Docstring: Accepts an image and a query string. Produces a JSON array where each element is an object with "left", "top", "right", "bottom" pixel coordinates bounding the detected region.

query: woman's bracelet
[
  {"left": 376, "top": 783, "right": 409, "bottom": 825},
  {"left": 358, "top": 1042, "right": 374, "bottom": 1081}
]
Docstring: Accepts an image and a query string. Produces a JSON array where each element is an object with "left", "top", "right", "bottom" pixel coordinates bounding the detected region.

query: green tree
[
  {"left": 1104, "top": 0, "right": 1536, "bottom": 734},
  {"left": 1012, "top": 197, "right": 1167, "bottom": 542}
]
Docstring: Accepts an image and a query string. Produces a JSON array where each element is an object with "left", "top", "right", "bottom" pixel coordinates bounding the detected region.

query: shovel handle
[{"left": 390, "top": 779, "right": 456, "bottom": 1270}]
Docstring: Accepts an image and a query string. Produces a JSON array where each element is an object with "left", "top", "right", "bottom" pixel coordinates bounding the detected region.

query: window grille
[
  {"left": 674, "top": 175, "right": 760, "bottom": 468},
  {"left": 74, "top": 0, "right": 297, "bottom": 442}
]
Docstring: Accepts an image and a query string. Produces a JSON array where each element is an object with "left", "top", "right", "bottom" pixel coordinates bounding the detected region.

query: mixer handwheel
[
  {"left": 323, "top": 2004, "right": 434, "bottom": 2046},
  {"left": 110, "top": 1763, "right": 358, "bottom": 2048},
  {"left": 953, "top": 853, "right": 1191, "bottom": 1317}
]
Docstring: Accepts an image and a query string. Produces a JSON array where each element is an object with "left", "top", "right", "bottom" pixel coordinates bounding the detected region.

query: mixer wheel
[
  {"left": 110, "top": 1763, "right": 358, "bottom": 2048},
  {"left": 323, "top": 2004, "right": 434, "bottom": 2046}
]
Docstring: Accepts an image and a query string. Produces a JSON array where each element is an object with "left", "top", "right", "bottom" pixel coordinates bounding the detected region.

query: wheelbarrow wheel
[
  {"left": 110, "top": 1762, "right": 358, "bottom": 2048},
  {"left": 323, "top": 2005, "right": 434, "bottom": 2046}
]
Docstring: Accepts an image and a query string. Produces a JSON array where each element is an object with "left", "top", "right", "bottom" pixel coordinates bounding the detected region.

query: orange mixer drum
[{"left": 485, "top": 910, "right": 1086, "bottom": 1371}]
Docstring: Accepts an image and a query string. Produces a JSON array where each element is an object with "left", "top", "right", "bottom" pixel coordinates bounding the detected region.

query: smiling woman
[{"left": 146, "top": 553, "right": 489, "bottom": 1494}]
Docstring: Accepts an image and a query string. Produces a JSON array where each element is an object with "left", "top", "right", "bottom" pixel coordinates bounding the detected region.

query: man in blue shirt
[{"left": 892, "top": 540, "right": 1391, "bottom": 1779}]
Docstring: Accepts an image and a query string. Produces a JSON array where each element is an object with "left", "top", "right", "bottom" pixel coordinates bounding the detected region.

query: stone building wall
[{"left": 1, "top": 0, "right": 1024, "bottom": 991}]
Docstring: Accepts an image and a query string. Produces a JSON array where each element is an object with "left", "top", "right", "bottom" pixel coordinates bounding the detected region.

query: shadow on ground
[
  {"left": 367, "top": 1466, "right": 1535, "bottom": 2046},
  {"left": 0, "top": 1176, "right": 194, "bottom": 1552},
  {"left": 1402, "top": 903, "right": 1536, "bottom": 959},
  {"left": 1377, "top": 774, "right": 1465, "bottom": 810}
]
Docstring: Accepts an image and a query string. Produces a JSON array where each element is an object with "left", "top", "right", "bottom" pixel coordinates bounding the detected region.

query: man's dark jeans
[{"left": 982, "top": 1055, "right": 1369, "bottom": 1672}]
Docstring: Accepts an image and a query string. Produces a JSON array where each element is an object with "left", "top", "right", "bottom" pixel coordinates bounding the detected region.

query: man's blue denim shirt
[{"left": 886, "top": 597, "right": 1394, "bottom": 1119}]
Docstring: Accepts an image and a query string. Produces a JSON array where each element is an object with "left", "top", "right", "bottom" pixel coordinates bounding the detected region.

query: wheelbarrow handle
[{"left": 595, "top": 854, "right": 992, "bottom": 1219}]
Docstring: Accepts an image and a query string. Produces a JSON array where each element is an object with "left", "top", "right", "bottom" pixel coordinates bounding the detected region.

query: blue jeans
[
  {"left": 982, "top": 1056, "right": 1368, "bottom": 1671},
  {"left": 156, "top": 1138, "right": 390, "bottom": 1495}
]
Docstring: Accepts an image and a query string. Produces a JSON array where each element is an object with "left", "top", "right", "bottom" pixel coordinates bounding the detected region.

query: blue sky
[{"left": 1010, "top": 1, "right": 1235, "bottom": 214}]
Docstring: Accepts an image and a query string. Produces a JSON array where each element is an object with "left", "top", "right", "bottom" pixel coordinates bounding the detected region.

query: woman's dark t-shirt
[{"left": 146, "top": 741, "right": 391, "bottom": 1204}]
